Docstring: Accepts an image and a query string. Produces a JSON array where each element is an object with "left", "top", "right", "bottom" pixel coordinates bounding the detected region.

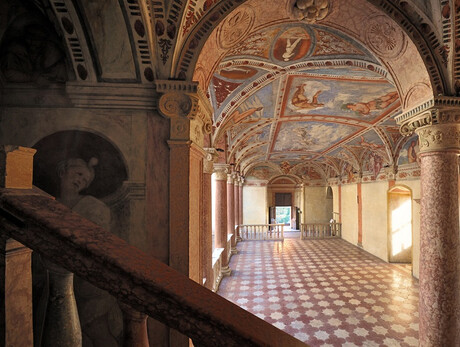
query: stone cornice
[
  {"left": 396, "top": 96, "right": 460, "bottom": 136},
  {"left": 66, "top": 82, "right": 157, "bottom": 110}
]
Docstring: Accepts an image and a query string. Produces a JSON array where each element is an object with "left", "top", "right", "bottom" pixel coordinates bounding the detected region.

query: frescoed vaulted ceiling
[{"left": 198, "top": 17, "right": 417, "bottom": 182}]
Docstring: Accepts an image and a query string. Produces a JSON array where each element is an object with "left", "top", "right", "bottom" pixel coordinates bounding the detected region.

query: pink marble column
[
  {"left": 419, "top": 150, "right": 460, "bottom": 346},
  {"left": 202, "top": 149, "right": 216, "bottom": 289},
  {"left": 234, "top": 176, "right": 240, "bottom": 235},
  {"left": 239, "top": 178, "right": 244, "bottom": 225},
  {"left": 214, "top": 165, "right": 230, "bottom": 274},
  {"left": 227, "top": 173, "right": 236, "bottom": 253}
]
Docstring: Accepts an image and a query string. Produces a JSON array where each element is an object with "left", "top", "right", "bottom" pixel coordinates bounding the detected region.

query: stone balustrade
[
  {"left": 300, "top": 223, "right": 342, "bottom": 239},
  {"left": 238, "top": 224, "right": 285, "bottom": 241},
  {"left": 0, "top": 187, "right": 306, "bottom": 346}
]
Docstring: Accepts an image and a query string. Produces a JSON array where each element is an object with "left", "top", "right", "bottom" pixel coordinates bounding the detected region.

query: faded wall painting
[
  {"left": 32, "top": 130, "right": 128, "bottom": 347},
  {"left": 398, "top": 135, "right": 419, "bottom": 166}
]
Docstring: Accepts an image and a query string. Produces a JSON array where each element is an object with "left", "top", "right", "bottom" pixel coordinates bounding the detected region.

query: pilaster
[{"left": 157, "top": 81, "right": 212, "bottom": 347}]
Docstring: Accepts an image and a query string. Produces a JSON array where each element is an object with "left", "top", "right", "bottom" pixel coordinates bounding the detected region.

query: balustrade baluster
[{"left": 41, "top": 260, "right": 82, "bottom": 347}]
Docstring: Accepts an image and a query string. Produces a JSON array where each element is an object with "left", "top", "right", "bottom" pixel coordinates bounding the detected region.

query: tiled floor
[{"left": 218, "top": 232, "right": 419, "bottom": 347}]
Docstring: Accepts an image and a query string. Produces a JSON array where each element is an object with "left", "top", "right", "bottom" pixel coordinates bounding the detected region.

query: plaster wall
[
  {"left": 304, "top": 186, "right": 329, "bottom": 223},
  {"left": 341, "top": 184, "right": 358, "bottom": 245},
  {"left": 243, "top": 185, "right": 267, "bottom": 224},
  {"left": 395, "top": 179, "right": 421, "bottom": 279},
  {"left": 361, "top": 181, "right": 388, "bottom": 262}
]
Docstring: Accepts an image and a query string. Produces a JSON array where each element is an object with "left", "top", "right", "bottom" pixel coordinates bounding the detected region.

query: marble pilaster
[
  {"left": 396, "top": 98, "right": 460, "bottom": 346},
  {"left": 0, "top": 238, "right": 33, "bottom": 347},
  {"left": 157, "top": 81, "right": 212, "bottom": 346}
]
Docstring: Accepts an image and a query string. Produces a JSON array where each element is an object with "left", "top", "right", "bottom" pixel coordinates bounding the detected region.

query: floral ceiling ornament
[{"left": 290, "top": 0, "right": 330, "bottom": 23}]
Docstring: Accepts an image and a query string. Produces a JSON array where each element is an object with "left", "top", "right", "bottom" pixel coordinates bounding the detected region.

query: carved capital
[
  {"left": 396, "top": 96, "right": 460, "bottom": 136},
  {"left": 156, "top": 80, "right": 213, "bottom": 147},
  {"left": 214, "top": 163, "right": 229, "bottom": 181},
  {"left": 203, "top": 148, "right": 218, "bottom": 174},
  {"left": 416, "top": 123, "right": 460, "bottom": 153},
  {"left": 158, "top": 92, "right": 195, "bottom": 118}
]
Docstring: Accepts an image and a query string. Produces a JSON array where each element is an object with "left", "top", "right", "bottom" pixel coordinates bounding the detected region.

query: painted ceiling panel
[
  {"left": 273, "top": 121, "right": 358, "bottom": 152},
  {"left": 204, "top": 19, "right": 407, "bottom": 180},
  {"left": 282, "top": 75, "right": 399, "bottom": 121}
]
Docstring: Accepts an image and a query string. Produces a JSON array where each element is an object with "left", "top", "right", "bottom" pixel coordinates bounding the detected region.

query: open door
[{"left": 388, "top": 186, "right": 412, "bottom": 263}]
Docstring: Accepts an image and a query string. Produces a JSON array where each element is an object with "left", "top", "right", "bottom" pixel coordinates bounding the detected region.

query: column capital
[
  {"left": 214, "top": 163, "right": 229, "bottom": 181},
  {"left": 156, "top": 80, "right": 213, "bottom": 146},
  {"left": 396, "top": 96, "right": 460, "bottom": 135},
  {"left": 203, "top": 148, "right": 218, "bottom": 174}
]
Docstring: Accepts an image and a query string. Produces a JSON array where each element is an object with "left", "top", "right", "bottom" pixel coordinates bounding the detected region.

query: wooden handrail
[{"left": 0, "top": 187, "right": 306, "bottom": 347}]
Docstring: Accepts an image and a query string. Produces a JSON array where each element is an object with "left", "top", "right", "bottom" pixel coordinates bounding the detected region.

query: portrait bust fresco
[{"left": 32, "top": 130, "right": 128, "bottom": 346}]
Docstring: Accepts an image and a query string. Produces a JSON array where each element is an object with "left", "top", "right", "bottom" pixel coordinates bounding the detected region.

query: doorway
[
  {"left": 275, "top": 206, "right": 291, "bottom": 225},
  {"left": 388, "top": 186, "right": 412, "bottom": 263}
]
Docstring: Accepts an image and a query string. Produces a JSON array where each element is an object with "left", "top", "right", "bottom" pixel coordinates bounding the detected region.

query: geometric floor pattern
[{"left": 218, "top": 232, "right": 419, "bottom": 347}]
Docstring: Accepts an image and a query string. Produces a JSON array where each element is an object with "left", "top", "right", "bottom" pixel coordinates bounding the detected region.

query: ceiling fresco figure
[
  {"left": 344, "top": 91, "right": 399, "bottom": 116},
  {"left": 291, "top": 85, "right": 324, "bottom": 110},
  {"left": 273, "top": 26, "right": 311, "bottom": 62}
]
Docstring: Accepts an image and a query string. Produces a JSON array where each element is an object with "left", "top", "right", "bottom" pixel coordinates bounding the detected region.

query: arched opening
[{"left": 388, "top": 186, "right": 413, "bottom": 265}]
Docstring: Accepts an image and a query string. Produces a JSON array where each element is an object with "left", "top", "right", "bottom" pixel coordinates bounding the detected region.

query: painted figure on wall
[
  {"left": 273, "top": 26, "right": 311, "bottom": 62},
  {"left": 57, "top": 157, "right": 110, "bottom": 228},
  {"left": 407, "top": 139, "right": 418, "bottom": 163},
  {"left": 57, "top": 157, "right": 122, "bottom": 346},
  {"left": 344, "top": 91, "right": 399, "bottom": 116}
]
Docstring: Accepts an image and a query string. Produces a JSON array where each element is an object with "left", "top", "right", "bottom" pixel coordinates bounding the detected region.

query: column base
[
  {"left": 357, "top": 242, "right": 363, "bottom": 248},
  {"left": 221, "top": 265, "right": 232, "bottom": 276},
  {"left": 236, "top": 236, "right": 242, "bottom": 242},
  {"left": 231, "top": 246, "right": 238, "bottom": 255}
]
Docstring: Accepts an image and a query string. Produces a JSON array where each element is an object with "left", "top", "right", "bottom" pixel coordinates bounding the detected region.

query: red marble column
[
  {"left": 419, "top": 150, "right": 460, "bottom": 346},
  {"left": 214, "top": 164, "right": 230, "bottom": 274},
  {"left": 227, "top": 173, "right": 236, "bottom": 253}
]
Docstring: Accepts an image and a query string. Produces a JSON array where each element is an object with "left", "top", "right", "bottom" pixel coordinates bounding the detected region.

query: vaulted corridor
[{"left": 218, "top": 233, "right": 419, "bottom": 346}]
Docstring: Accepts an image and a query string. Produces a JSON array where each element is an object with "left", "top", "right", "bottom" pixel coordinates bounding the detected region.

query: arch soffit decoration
[{"left": 179, "top": 0, "right": 442, "bottom": 184}]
